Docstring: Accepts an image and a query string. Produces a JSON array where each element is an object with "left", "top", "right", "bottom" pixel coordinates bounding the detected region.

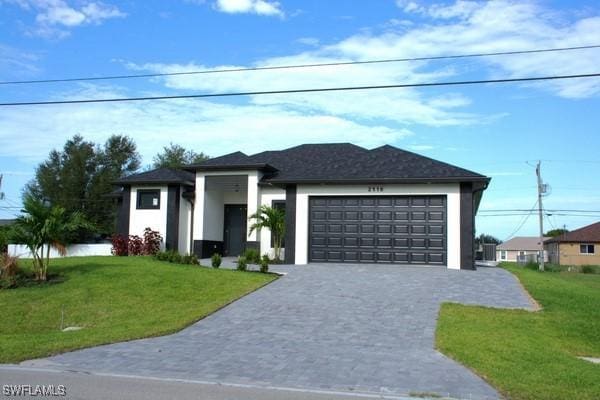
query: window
[
  {"left": 271, "top": 200, "right": 286, "bottom": 248},
  {"left": 580, "top": 244, "right": 595, "bottom": 254},
  {"left": 500, "top": 250, "right": 507, "bottom": 260},
  {"left": 137, "top": 189, "right": 160, "bottom": 209}
]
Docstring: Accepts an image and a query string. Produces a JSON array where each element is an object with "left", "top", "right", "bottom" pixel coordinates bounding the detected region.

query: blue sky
[{"left": 1, "top": 0, "right": 600, "bottom": 239}]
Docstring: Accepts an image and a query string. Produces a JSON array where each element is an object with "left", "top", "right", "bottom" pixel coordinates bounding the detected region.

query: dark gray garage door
[{"left": 309, "top": 196, "right": 446, "bottom": 264}]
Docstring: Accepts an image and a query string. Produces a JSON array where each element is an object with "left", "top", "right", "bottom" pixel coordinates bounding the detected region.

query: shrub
[
  {"left": 581, "top": 265, "right": 596, "bottom": 274},
  {"left": 524, "top": 261, "right": 539, "bottom": 271},
  {"left": 0, "top": 253, "right": 20, "bottom": 289},
  {"left": 260, "top": 254, "right": 269, "bottom": 273},
  {"left": 166, "top": 250, "right": 182, "bottom": 264},
  {"left": 243, "top": 248, "right": 261, "bottom": 264},
  {"left": 1, "top": 253, "right": 19, "bottom": 279},
  {"left": 128, "top": 235, "right": 144, "bottom": 256},
  {"left": 182, "top": 254, "right": 199, "bottom": 265},
  {"left": 154, "top": 250, "right": 170, "bottom": 261},
  {"left": 236, "top": 256, "right": 247, "bottom": 271},
  {"left": 142, "top": 228, "right": 162, "bottom": 255},
  {"left": 111, "top": 234, "right": 129, "bottom": 256},
  {"left": 211, "top": 253, "right": 222, "bottom": 268}
]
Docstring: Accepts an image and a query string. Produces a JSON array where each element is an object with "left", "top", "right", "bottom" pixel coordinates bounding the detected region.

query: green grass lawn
[
  {"left": 436, "top": 263, "right": 600, "bottom": 400},
  {"left": 0, "top": 256, "right": 277, "bottom": 364}
]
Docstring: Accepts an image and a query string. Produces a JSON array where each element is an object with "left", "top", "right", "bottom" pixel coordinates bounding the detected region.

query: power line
[
  {"left": 2, "top": 44, "right": 600, "bottom": 86},
  {"left": 2, "top": 72, "right": 600, "bottom": 107},
  {"left": 502, "top": 200, "right": 539, "bottom": 241},
  {"left": 480, "top": 208, "right": 600, "bottom": 213}
]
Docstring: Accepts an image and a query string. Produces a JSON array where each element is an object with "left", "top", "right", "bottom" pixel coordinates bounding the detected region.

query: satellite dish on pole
[{"left": 541, "top": 183, "right": 552, "bottom": 197}]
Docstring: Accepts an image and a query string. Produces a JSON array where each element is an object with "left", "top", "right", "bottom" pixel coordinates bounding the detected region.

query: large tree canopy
[
  {"left": 545, "top": 228, "right": 569, "bottom": 237},
  {"left": 475, "top": 233, "right": 502, "bottom": 247},
  {"left": 24, "top": 135, "right": 141, "bottom": 241},
  {"left": 152, "top": 143, "right": 209, "bottom": 169}
]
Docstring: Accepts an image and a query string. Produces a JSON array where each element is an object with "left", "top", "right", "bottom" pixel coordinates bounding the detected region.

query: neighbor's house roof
[
  {"left": 497, "top": 237, "right": 550, "bottom": 251},
  {"left": 545, "top": 222, "right": 600, "bottom": 243},
  {"left": 114, "top": 168, "right": 195, "bottom": 186},
  {"left": 187, "top": 143, "right": 489, "bottom": 184}
]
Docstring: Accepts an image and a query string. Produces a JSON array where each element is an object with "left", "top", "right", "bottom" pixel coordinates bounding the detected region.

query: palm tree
[
  {"left": 10, "top": 195, "right": 92, "bottom": 281},
  {"left": 248, "top": 205, "right": 285, "bottom": 261}
]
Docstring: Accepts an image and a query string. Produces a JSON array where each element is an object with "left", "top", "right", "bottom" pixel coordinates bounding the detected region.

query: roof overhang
[
  {"left": 261, "top": 176, "right": 490, "bottom": 185},
  {"left": 113, "top": 180, "right": 195, "bottom": 186},
  {"left": 184, "top": 163, "right": 278, "bottom": 173}
]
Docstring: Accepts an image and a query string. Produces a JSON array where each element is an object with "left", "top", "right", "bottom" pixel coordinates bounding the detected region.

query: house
[
  {"left": 114, "top": 143, "right": 490, "bottom": 269},
  {"left": 0, "top": 219, "right": 15, "bottom": 226},
  {"left": 496, "top": 237, "right": 549, "bottom": 262},
  {"left": 544, "top": 222, "right": 600, "bottom": 265}
]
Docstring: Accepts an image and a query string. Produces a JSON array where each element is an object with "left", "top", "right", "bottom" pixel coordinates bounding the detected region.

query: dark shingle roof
[
  {"left": 189, "top": 143, "right": 488, "bottom": 183},
  {"left": 115, "top": 168, "right": 195, "bottom": 186},
  {"left": 545, "top": 222, "right": 600, "bottom": 243}
]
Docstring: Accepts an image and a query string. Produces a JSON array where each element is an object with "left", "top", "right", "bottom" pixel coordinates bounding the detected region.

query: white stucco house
[{"left": 113, "top": 143, "right": 490, "bottom": 270}]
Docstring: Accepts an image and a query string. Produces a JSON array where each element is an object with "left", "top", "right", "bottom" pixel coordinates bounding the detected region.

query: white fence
[{"left": 8, "top": 244, "right": 113, "bottom": 258}]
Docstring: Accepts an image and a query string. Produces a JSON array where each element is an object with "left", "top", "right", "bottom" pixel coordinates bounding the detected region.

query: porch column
[
  {"left": 192, "top": 173, "right": 205, "bottom": 257},
  {"left": 246, "top": 171, "right": 260, "bottom": 250}
]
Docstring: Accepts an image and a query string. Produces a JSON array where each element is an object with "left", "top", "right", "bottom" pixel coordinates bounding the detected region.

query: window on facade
[
  {"left": 500, "top": 250, "right": 507, "bottom": 260},
  {"left": 271, "top": 200, "right": 286, "bottom": 248},
  {"left": 580, "top": 244, "right": 595, "bottom": 254},
  {"left": 137, "top": 189, "right": 160, "bottom": 209}
]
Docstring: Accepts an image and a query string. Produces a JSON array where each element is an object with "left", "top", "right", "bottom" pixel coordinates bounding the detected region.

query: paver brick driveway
[{"left": 21, "top": 264, "right": 534, "bottom": 399}]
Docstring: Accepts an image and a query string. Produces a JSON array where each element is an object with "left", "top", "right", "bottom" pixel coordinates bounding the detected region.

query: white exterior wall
[
  {"left": 247, "top": 171, "right": 260, "bottom": 241},
  {"left": 203, "top": 188, "right": 224, "bottom": 241},
  {"left": 129, "top": 186, "right": 168, "bottom": 250},
  {"left": 178, "top": 194, "right": 193, "bottom": 255},
  {"left": 259, "top": 186, "right": 286, "bottom": 258},
  {"left": 193, "top": 171, "right": 262, "bottom": 244},
  {"left": 8, "top": 243, "right": 113, "bottom": 258},
  {"left": 223, "top": 191, "right": 246, "bottom": 204},
  {"left": 294, "top": 183, "right": 462, "bottom": 269}
]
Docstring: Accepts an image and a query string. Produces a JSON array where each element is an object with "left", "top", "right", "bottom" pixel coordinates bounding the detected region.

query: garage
[{"left": 309, "top": 196, "right": 446, "bottom": 264}]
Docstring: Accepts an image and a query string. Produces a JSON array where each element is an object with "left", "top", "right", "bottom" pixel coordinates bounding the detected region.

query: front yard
[
  {"left": 0, "top": 256, "right": 276, "bottom": 363},
  {"left": 436, "top": 262, "right": 600, "bottom": 400}
]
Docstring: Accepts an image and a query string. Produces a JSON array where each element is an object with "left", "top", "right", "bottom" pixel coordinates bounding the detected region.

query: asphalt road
[{"left": 0, "top": 366, "right": 420, "bottom": 400}]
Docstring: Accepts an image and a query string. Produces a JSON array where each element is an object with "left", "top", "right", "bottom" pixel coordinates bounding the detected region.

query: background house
[
  {"left": 496, "top": 236, "right": 549, "bottom": 263},
  {"left": 544, "top": 222, "right": 600, "bottom": 265}
]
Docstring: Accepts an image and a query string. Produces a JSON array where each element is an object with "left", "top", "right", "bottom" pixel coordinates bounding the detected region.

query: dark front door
[{"left": 224, "top": 205, "right": 247, "bottom": 256}]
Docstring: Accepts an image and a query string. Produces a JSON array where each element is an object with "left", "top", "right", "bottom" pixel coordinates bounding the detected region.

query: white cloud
[
  {"left": 5, "top": 0, "right": 126, "bottom": 38},
  {"left": 0, "top": 84, "right": 412, "bottom": 163},
  {"left": 389, "top": 1, "right": 600, "bottom": 98},
  {"left": 0, "top": 44, "right": 41, "bottom": 76},
  {"left": 214, "top": 0, "right": 284, "bottom": 17},
  {"left": 296, "top": 37, "right": 320, "bottom": 47},
  {"left": 408, "top": 144, "right": 435, "bottom": 151}
]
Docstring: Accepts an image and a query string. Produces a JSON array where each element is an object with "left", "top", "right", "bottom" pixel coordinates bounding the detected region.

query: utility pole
[
  {"left": 536, "top": 161, "right": 545, "bottom": 271},
  {"left": 0, "top": 174, "right": 4, "bottom": 200}
]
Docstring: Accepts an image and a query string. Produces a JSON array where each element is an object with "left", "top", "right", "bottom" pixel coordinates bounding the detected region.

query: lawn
[
  {"left": 436, "top": 262, "right": 600, "bottom": 400},
  {"left": 0, "top": 256, "right": 277, "bottom": 364}
]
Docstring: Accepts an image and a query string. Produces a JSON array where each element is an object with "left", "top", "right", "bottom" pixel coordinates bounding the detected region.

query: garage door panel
[{"left": 309, "top": 196, "right": 446, "bottom": 265}]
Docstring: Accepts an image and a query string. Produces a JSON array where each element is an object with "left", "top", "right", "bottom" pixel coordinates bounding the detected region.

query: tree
[
  {"left": 10, "top": 195, "right": 91, "bottom": 281},
  {"left": 152, "top": 143, "right": 209, "bottom": 169},
  {"left": 248, "top": 205, "right": 285, "bottom": 261},
  {"left": 24, "top": 135, "right": 140, "bottom": 241},
  {"left": 475, "top": 233, "right": 501, "bottom": 248},
  {"left": 545, "top": 228, "right": 569, "bottom": 238}
]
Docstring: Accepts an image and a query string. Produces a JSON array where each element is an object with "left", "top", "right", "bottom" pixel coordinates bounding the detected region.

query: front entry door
[{"left": 223, "top": 205, "right": 247, "bottom": 256}]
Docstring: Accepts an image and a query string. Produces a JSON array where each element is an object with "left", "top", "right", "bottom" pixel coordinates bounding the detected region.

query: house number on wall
[{"left": 368, "top": 186, "right": 384, "bottom": 192}]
